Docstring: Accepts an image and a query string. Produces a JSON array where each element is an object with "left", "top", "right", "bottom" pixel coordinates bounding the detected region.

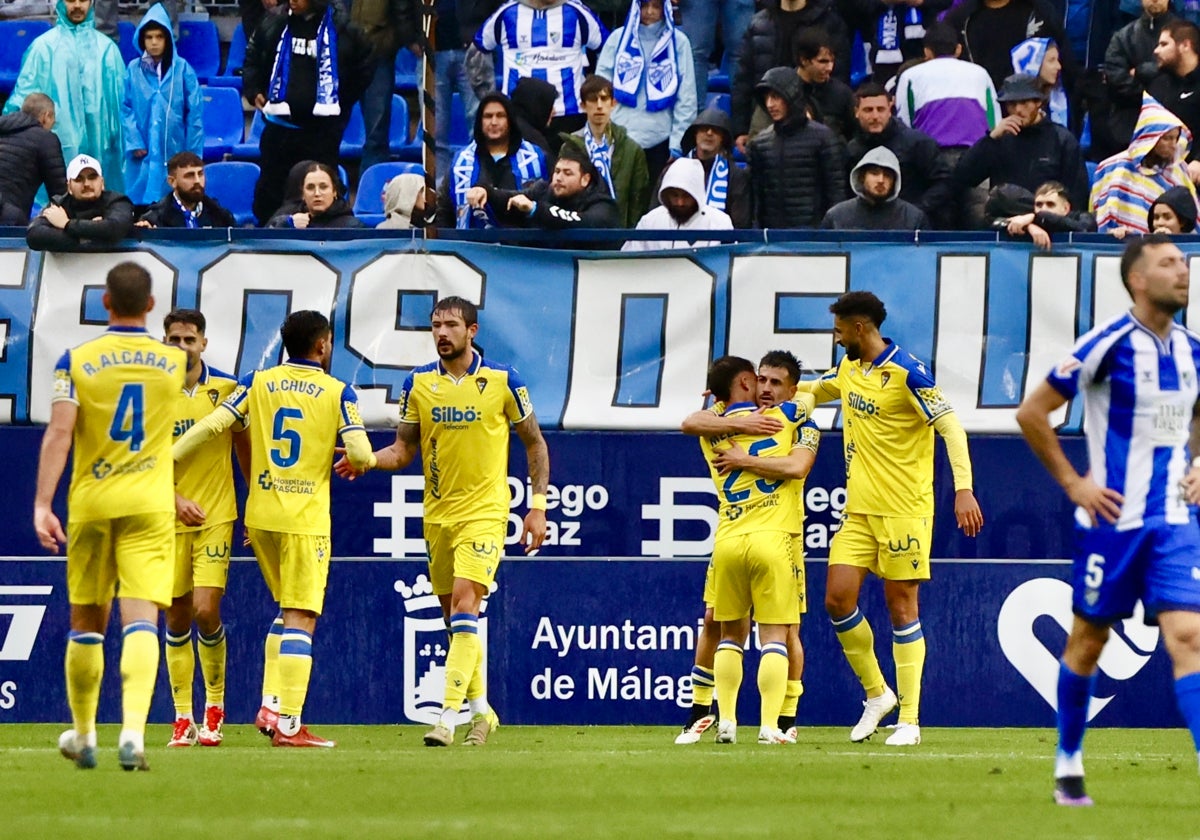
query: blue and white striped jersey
[
  {"left": 1047, "top": 311, "right": 1200, "bottom": 531},
  {"left": 476, "top": 0, "right": 605, "bottom": 117}
]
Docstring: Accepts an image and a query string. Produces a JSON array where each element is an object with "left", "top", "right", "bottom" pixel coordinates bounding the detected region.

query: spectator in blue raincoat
[
  {"left": 3, "top": 0, "right": 127, "bottom": 192},
  {"left": 120, "top": 2, "right": 204, "bottom": 206}
]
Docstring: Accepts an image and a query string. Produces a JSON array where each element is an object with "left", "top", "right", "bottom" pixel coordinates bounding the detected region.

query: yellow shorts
[
  {"left": 425, "top": 520, "right": 504, "bottom": 596},
  {"left": 247, "top": 528, "right": 331, "bottom": 615},
  {"left": 830, "top": 512, "right": 932, "bottom": 581},
  {"left": 710, "top": 530, "right": 799, "bottom": 625},
  {"left": 173, "top": 522, "right": 233, "bottom": 599},
  {"left": 67, "top": 511, "right": 175, "bottom": 608}
]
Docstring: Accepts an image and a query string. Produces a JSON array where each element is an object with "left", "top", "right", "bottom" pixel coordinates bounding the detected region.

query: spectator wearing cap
[
  {"left": 135, "top": 151, "right": 236, "bottom": 228},
  {"left": 0, "top": 93, "right": 66, "bottom": 224},
  {"left": 596, "top": 0, "right": 697, "bottom": 184},
  {"left": 623, "top": 157, "right": 731, "bottom": 250},
  {"left": 942, "top": 0, "right": 1068, "bottom": 90},
  {"left": 652, "top": 106, "right": 751, "bottom": 228},
  {"left": 749, "top": 66, "right": 846, "bottom": 228},
  {"left": 820, "top": 147, "right": 928, "bottom": 231},
  {"left": 27, "top": 153, "right": 134, "bottom": 250},
  {"left": 1103, "top": 0, "right": 1175, "bottom": 156},
  {"left": 1150, "top": 19, "right": 1200, "bottom": 181},
  {"left": 3, "top": 0, "right": 127, "bottom": 192},
  {"left": 949, "top": 73, "right": 1089, "bottom": 227},
  {"left": 1148, "top": 184, "right": 1198, "bottom": 232},
  {"left": 847, "top": 82, "right": 951, "bottom": 228}
]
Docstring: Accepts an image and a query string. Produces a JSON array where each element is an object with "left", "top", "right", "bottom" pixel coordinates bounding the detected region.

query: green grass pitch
[{"left": 3, "top": 724, "right": 1197, "bottom": 839}]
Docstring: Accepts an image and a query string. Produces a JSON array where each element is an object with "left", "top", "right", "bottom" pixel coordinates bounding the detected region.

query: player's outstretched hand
[
  {"left": 521, "top": 509, "right": 546, "bottom": 555},
  {"left": 333, "top": 447, "right": 366, "bottom": 480},
  {"left": 954, "top": 489, "right": 984, "bottom": 537},
  {"left": 733, "top": 414, "right": 783, "bottom": 435},
  {"left": 711, "top": 441, "right": 749, "bottom": 474},
  {"left": 33, "top": 506, "right": 66, "bottom": 553},
  {"left": 1066, "top": 472, "right": 1123, "bottom": 526},
  {"left": 175, "top": 493, "right": 206, "bottom": 527}
]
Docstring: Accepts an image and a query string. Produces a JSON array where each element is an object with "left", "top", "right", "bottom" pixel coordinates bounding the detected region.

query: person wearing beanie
[{"left": 1148, "top": 184, "right": 1199, "bottom": 232}]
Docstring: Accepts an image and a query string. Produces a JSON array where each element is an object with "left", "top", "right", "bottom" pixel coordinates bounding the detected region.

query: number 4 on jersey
[{"left": 109, "top": 383, "right": 145, "bottom": 452}]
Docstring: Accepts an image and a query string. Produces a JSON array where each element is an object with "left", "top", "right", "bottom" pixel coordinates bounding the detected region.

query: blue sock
[
  {"left": 1174, "top": 672, "right": 1200, "bottom": 752},
  {"left": 1056, "top": 661, "right": 1096, "bottom": 760}
]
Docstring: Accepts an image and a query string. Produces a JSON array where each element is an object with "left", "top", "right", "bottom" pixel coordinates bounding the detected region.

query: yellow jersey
[
  {"left": 399, "top": 350, "right": 534, "bottom": 525},
  {"left": 52, "top": 327, "right": 186, "bottom": 522},
  {"left": 223, "top": 359, "right": 364, "bottom": 536},
  {"left": 699, "top": 399, "right": 817, "bottom": 538},
  {"left": 173, "top": 361, "right": 240, "bottom": 532},
  {"left": 811, "top": 341, "right": 955, "bottom": 517}
]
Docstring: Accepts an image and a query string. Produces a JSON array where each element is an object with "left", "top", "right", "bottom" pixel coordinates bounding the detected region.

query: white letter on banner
[
  {"left": 727, "top": 254, "right": 847, "bottom": 429},
  {"left": 348, "top": 253, "right": 484, "bottom": 422},
  {"left": 195, "top": 252, "right": 337, "bottom": 375},
  {"left": 30, "top": 252, "right": 177, "bottom": 423},
  {"left": 1092, "top": 254, "right": 1127, "bottom": 325},
  {"left": 641, "top": 477, "right": 718, "bottom": 557},
  {"left": 561, "top": 257, "right": 713, "bottom": 430}
]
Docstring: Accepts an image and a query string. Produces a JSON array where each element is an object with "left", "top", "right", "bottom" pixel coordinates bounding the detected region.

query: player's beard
[
  {"left": 437, "top": 340, "right": 468, "bottom": 362},
  {"left": 842, "top": 342, "right": 862, "bottom": 361}
]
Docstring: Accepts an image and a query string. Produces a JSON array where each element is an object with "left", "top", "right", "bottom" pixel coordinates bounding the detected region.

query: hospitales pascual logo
[
  {"left": 396, "top": 574, "right": 494, "bottom": 725},
  {"left": 997, "top": 578, "right": 1158, "bottom": 720},
  {"left": 0, "top": 584, "right": 54, "bottom": 711}
]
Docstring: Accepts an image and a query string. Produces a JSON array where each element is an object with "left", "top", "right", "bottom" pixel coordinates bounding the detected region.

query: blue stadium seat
[
  {"left": 0, "top": 21, "right": 50, "bottom": 93},
  {"left": 395, "top": 49, "right": 418, "bottom": 91},
  {"left": 230, "top": 110, "right": 265, "bottom": 159},
  {"left": 178, "top": 20, "right": 220, "bottom": 83},
  {"left": 201, "top": 86, "right": 244, "bottom": 161},
  {"left": 339, "top": 102, "right": 366, "bottom": 159},
  {"left": 338, "top": 164, "right": 349, "bottom": 194},
  {"left": 117, "top": 20, "right": 138, "bottom": 65},
  {"left": 705, "top": 93, "right": 730, "bottom": 115},
  {"left": 1086, "top": 160, "right": 1098, "bottom": 187},
  {"left": 203, "top": 161, "right": 259, "bottom": 225},
  {"left": 209, "top": 23, "right": 246, "bottom": 89},
  {"left": 707, "top": 51, "right": 734, "bottom": 94},
  {"left": 389, "top": 94, "right": 424, "bottom": 160},
  {"left": 449, "top": 92, "right": 469, "bottom": 147},
  {"left": 353, "top": 161, "right": 424, "bottom": 226}
]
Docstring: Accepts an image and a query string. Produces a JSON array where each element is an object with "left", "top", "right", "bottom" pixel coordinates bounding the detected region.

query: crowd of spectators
[{"left": 6, "top": 0, "right": 1200, "bottom": 250}]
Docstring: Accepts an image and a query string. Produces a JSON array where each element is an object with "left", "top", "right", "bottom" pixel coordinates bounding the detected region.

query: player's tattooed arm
[
  {"left": 515, "top": 413, "right": 550, "bottom": 554},
  {"left": 337, "top": 421, "right": 419, "bottom": 478}
]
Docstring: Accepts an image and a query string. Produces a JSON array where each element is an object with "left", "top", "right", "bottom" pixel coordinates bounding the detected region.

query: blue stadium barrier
[
  {"left": 177, "top": 19, "right": 220, "bottom": 83},
  {"left": 0, "top": 20, "right": 50, "bottom": 93},
  {"left": 208, "top": 22, "right": 246, "bottom": 89},
  {"left": 353, "top": 161, "right": 424, "bottom": 225},
  {"left": 200, "top": 85, "right": 244, "bottom": 161},
  {"left": 202, "top": 160, "right": 258, "bottom": 225}
]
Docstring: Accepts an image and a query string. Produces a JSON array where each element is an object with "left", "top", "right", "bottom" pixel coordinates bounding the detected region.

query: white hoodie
[{"left": 622, "top": 158, "right": 733, "bottom": 251}]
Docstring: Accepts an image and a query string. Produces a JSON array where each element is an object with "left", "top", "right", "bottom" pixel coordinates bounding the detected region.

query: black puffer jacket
[
  {"left": 749, "top": 67, "right": 847, "bottom": 228},
  {"left": 267, "top": 197, "right": 366, "bottom": 228},
  {"left": 846, "top": 118, "right": 952, "bottom": 228},
  {"left": 27, "top": 190, "right": 134, "bottom": 251},
  {"left": 0, "top": 111, "right": 66, "bottom": 224},
  {"left": 1104, "top": 11, "right": 1174, "bottom": 107},
  {"left": 731, "top": 0, "right": 852, "bottom": 137},
  {"left": 139, "top": 192, "right": 236, "bottom": 228}
]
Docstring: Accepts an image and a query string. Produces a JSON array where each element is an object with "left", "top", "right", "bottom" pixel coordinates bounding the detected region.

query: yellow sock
[
  {"left": 757, "top": 642, "right": 790, "bottom": 729},
  {"left": 65, "top": 631, "right": 104, "bottom": 736},
  {"left": 781, "top": 679, "right": 804, "bottom": 718},
  {"left": 465, "top": 637, "right": 486, "bottom": 703},
  {"left": 831, "top": 607, "right": 886, "bottom": 697},
  {"left": 893, "top": 620, "right": 925, "bottom": 725},
  {"left": 691, "top": 665, "right": 716, "bottom": 708},
  {"left": 262, "top": 616, "right": 283, "bottom": 705},
  {"left": 197, "top": 626, "right": 227, "bottom": 707},
  {"left": 278, "top": 629, "right": 313, "bottom": 717},
  {"left": 120, "top": 621, "right": 160, "bottom": 737},
  {"left": 164, "top": 629, "right": 194, "bottom": 718},
  {"left": 444, "top": 614, "right": 481, "bottom": 714},
  {"left": 713, "top": 641, "right": 744, "bottom": 724}
]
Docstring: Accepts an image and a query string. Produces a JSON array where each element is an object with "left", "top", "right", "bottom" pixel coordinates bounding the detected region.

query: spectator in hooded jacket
[
  {"left": 0, "top": 93, "right": 66, "bottom": 224},
  {"left": 27, "top": 153, "right": 134, "bottom": 250},
  {"left": 949, "top": 73, "right": 1089, "bottom": 226},
  {"left": 749, "top": 66, "right": 846, "bottom": 228},
  {"left": 510, "top": 76, "right": 561, "bottom": 157},
  {"left": 651, "top": 106, "right": 751, "bottom": 228},
  {"left": 623, "top": 157, "right": 731, "bottom": 249},
  {"left": 135, "top": 151, "right": 236, "bottom": 228},
  {"left": 596, "top": 0, "right": 697, "bottom": 183},
  {"left": 120, "top": 3, "right": 204, "bottom": 208},
  {"left": 1091, "top": 93, "right": 1197, "bottom": 236},
  {"left": 267, "top": 162, "right": 365, "bottom": 228},
  {"left": 437, "top": 92, "right": 548, "bottom": 228},
  {"left": 1148, "top": 184, "right": 1198, "bottom": 232},
  {"left": 821, "top": 146, "right": 928, "bottom": 230},
  {"left": 378, "top": 173, "right": 427, "bottom": 229}
]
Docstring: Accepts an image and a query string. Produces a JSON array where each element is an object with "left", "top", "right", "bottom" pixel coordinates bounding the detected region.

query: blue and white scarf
[
  {"left": 265, "top": 4, "right": 340, "bottom": 118},
  {"left": 692, "top": 152, "right": 729, "bottom": 211},
  {"left": 584, "top": 129, "right": 616, "bottom": 199},
  {"left": 875, "top": 7, "right": 923, "bottom": 65},
  {"left": 1011, "top": 38, "right": 1069, "bottom": 128},
  {"left": 612, "top": 2, "right": 678, "bottom": 113},
  {"left": 452, "top": 141, "right": 547, "bottom": 228},
  {"left": 173, "top": 193, "right": 202, "bottom": 229}
]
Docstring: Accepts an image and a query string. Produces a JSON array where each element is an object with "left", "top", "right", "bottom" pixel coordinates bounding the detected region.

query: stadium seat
[
  {"left": 705, "top": 93, "right": 730, "bottom": 115},
  {"left": 0, "top": 20, "right": 50, "bottom": 93},
  {"left": 203, "top": 160, "right": 259, "bottom": 225},
  {"left": 353, "top": 161, "right": 424, "bottom": 226},
  {"left": 339, "top": 102, "right": 366, "bottom": 159},
  {"left": 178, "top": 20, "right": 220, "bottom": 83},
  {"left": 231, "top": 110, "right": 265, "bottom": 159},
  {"left": 209, "top": 23, "right": 246, "bottom": 89},
  {"left": 449, "top": 92, "right": 469, "bottom": 147},
  {"left": 201, "top": 86, "right": 244, "bottom": 161},
  {"left": 389, "top": 94, "right": 423, "bottom": 160},
  {"left": 1086, "top": 159, "right": 1098, "bottom": 187},
  {"left": 117, "top": 20, "right": 138, "bottom": 65},
  {"left": 395, "top": 48, "right": 418, "bottom": 91},
  {"left": 707, "top": 51, "right": 733, "bottom": 94}
]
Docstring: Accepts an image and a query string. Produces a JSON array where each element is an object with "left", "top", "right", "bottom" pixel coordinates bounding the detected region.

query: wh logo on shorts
[
  {"left": 397, "top": 575, "right": 494, "bottom": 725},
  {"left": 997, "top": 578, "right": 1158, "bottom": 721},
  {"left": 0, "top": 585, "right": 53, "bottom": 661}
]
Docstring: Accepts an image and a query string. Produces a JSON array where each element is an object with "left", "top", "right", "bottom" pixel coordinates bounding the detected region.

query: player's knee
[{"left": 824, "top": 591, "right": 855, "bottom": 618}]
